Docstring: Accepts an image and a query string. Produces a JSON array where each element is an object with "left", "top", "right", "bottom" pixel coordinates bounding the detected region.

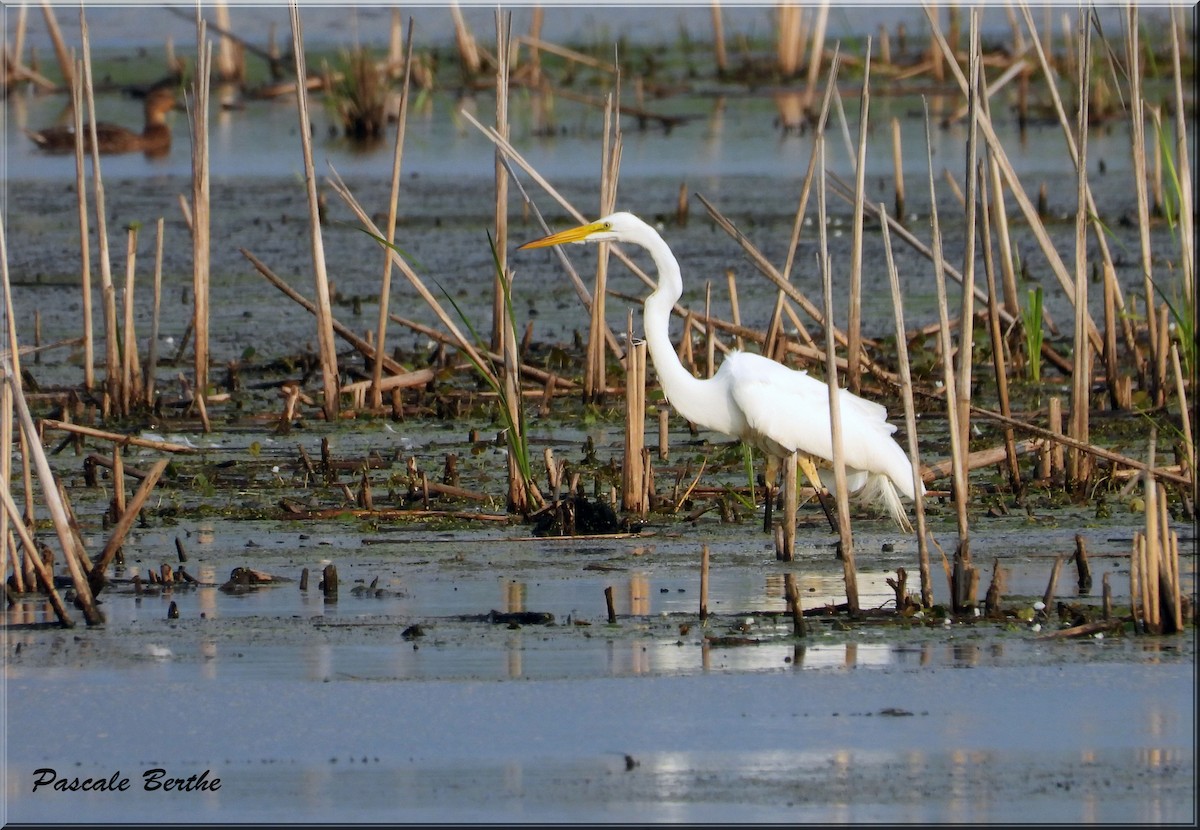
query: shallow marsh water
[{"left": 3, "top": 7, "right": 1197, "bottom": 824}]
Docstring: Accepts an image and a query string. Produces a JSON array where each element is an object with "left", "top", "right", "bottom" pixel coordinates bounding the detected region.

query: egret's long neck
[{"left": 636, "top": 231, "right": 712, "bottom": 425}]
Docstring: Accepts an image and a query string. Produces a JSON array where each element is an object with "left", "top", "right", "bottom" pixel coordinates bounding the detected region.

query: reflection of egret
[{"left": 520, "top": 212, "right": 921, "bottom": 529}]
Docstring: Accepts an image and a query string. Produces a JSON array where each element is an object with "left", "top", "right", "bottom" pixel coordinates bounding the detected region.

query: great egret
[{"left": 519, "top": 211, "right": 922, "bottom": 530}]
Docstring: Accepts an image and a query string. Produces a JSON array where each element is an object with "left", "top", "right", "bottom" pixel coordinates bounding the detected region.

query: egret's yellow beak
[{"left": 517, "top": 220, "right": 606, "bottom": 250}]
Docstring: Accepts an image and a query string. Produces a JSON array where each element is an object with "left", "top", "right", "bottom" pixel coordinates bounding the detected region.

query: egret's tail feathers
[{"left": 859, "top": 473, "right": 914, "bottom": 533}]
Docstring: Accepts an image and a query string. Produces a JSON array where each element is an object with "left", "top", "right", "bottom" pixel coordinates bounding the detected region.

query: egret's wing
[
  {"left": 722, "top": 353, "right": 836, "bottom": 460},
  {"left": 722, "top": 352, "right": 908, "bottom": 482}
]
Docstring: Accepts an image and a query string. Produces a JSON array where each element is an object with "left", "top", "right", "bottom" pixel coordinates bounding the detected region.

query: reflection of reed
[
  {"left": 772, "top": 91, "right": 804, "bottom": 135},
  {"left": 507, "top": 637, "right": 522, "bottom": 679},
  {"left": 627, "top": 573, "right": 650, "bottom": 616},
  {"left": 503, "top": 579, "right": 525, "bottom": 613},
  {"left": 199, "top": 565, "right": 217, "bottom": 619}
]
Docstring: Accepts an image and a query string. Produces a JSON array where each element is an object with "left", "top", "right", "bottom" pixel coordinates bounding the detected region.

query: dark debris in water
[
  {"left": 531, "top": 494, "right": 622, "bottom": 537},
  {"left": 219, "top": 566, "right": 288, "bottom": 593}
]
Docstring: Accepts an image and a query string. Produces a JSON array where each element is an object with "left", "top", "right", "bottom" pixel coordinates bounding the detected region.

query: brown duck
[{"left": 26, "top": 85, "right": 178, "bottom": 157}]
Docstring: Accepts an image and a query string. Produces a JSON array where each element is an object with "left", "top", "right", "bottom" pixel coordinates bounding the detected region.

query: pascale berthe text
[{"left": 31, "top": 768, "right": 221, "bottom": 793}]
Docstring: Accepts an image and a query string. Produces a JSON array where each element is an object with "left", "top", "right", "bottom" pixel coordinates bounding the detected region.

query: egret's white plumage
[{"left": 520, "top": 211, "right": 921, "bottom": 529}]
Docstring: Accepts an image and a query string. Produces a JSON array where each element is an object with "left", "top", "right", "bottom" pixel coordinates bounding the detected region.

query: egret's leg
[
  {"left": 797, "top": 453, "right": 839, "bottom": 535},
  {"left": 762, "top": 453, "right": 780, "bottom": 534}
]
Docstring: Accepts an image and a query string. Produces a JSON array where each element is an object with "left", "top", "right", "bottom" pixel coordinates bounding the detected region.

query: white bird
[{"left": 519, "top": 211, "right": 922, "bottom": 530}]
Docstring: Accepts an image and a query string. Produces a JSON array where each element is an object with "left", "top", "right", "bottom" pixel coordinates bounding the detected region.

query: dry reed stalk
[
  {"left": 69, "top": 63, "right": 94, "bottom": 391},
  {"left": 1124, "top": 6, "right": 1160, "bottom": 396},
  {"left": 1142, "top": 434, "right": 1162, "bottom": 633},
  {"left": 622, "top": 332, "right": 648, "bottom": 515},
  {"left": 979, "top": 83, "right": 1019, "bottom": 319},
  {"left": 1047, "top": 396, "right": 1064, "bottom": 476},
  {"left": 493, "top": 12, "right": 537, "bottom": 513},
  {"left": 40, "top": 419, "right": 197, "bottom": 453},
  {"left": 1153, "top": 304, "right": 1170, "bottom": 409},
  {"left": 658, "top": 406, "right": 670, "bottom": 461},
  {"left": 339, "top": 369, "right": 435, "bottom": 398},
  {"left": 585, "top": 94, "right": 614, "bottom": 403},
  {"left": 678, "top": 309, "right": 696, "bottom": 375},
  {"left": 817, "top": 137, "right": 858, "bottom": 613},
  {"left": 213, "top": 2, "right": 242, "bottom": 83},
  {"left": 881, "top": 204, "right": 931, "bottom": 606},
  {"left": 120, "top": 225, "right": 140, "bottom": 417},
  {"left": 955, "top": 15, "right": 981, "bottom": 469},
  {"left": 290, "top": 6, "right": 340, "bottom": 422},
  {"left": 371, "top": 21, "right": 414, "bottom": 409},
  {"left": 524, "top": 7, "right": 544, "bottom": 90},
  {"left": 711, "top": 1, "right": 727, "bottom": 76},
  {"left": 923, "top": 101, "right": 969, "bottom": 552},
  {"left": 1068, "top": 9, "right": 1093, "bottom": 488},
  {"left": 890, "top": 116, "right": 905, "bottom": 221},
  {"left": 699, "top": 543, "right": 709, "bottom": 622},
  {"left": 586, "top": 92, "right": 623, "bottom": 402},
  {"left": 89, "top": 459, "right": 169, "bottom": 595},
  {"left": 1102, "top": 261, "right": 1123, "bottom": 410},
  {"left": 39, "top": 1, "right": 74, "bottom": 89},
  {"left": 1131, "top": 531, "right": 1146, "bottom": 632},
  {"left": 928, "top": 8, "right": 1103, "bottom": 356},
  {"left": 145, "top": 218, "right": 164, "bottom": 408},
  {"left": 802, "top": 1, "right": 829, "bottom": 113},
  {"left": 449, "top": 2, "right": 481, "bottom": 78},
  {"left": 9, "top": 3, "right": 28, "bottom": 87},
  {"left": 56, "top": 479, "right": 95, "bottom": 570},
  {"left": 1060, "top": 12, "right": 1076, "bottom": 81},
  {"left": 978, "top": 170, "right": 1022, "bottom": 490},
  {"left": 920, "top": 439, "right": 1042, "bottom": 485},
  {"left": 4, "top": 362, "right": 102, "bottom": 624},
  {"left": 1150, "top": 105, "right": 1165, "bottom": 216},
  {"left": 491, "top": 11, "right": 511, "bottom": 353},
  {"left": 111, "top": 443, "right": 126, "bottom": 520},
  {"left": 189, "top": 18, "right": 213, "bottom": 422},
  {"left": 543, "top": 448, "right": 561, "bottom": 503},
  {"left": 516, "top": 35, "right": 615, "bottom": 74},
  {"left": 776, "top": 3, "right": 803, "bottom": 78},
  {"left": 725, "top": 269, "right": 744, "bottom": 351},
  {"left": 79, "top": 12, "right": 120, "bottom": 408},
  {"left": 846, "top": 38, "right": 872, "bottom": 395},
  {"left": 704, "top": 282, "right": 715, "bottom": 378},
  {"left": 1041, "top": 553, "right": 1065, "bottom": 610},
  {"left": 783, "top": 572, "right": 806, "bottom": 636},
  {"left": 386, "top": 10, "right": 405, "bottom": 78}
]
